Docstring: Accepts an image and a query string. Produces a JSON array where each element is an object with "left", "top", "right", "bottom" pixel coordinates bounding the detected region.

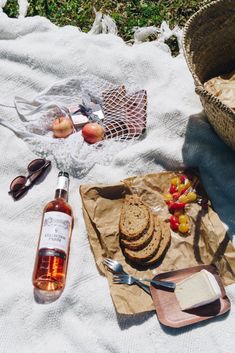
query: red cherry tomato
[
  {"left": 167, "top": 200, "right": 176, "bottom": 213},
  {"left": 170, "top": 215, "right": 179, "bottom": 231},
  {"left": 180, "top": 175, "right": 187, "bottom": 183},
  {"left": 170, "top": 223, "right": 179, "bottom": 231},
  {"left": 169, "top": 202, "right": 186, "bottom": 211},
  {"left": 167, "top": 200, "right": 174, "bottom": 207},
  {"left": 170, "top": 185, "right": 177, "bottom": 194},
  {"left": 172, "top": 192, "right": 181, "bottom": 200},
  {"left": 170, "top": 215, "right": 179, "bottom": 223}
]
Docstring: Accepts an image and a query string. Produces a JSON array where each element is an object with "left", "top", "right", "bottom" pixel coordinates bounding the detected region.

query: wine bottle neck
[
  {"left": 55, "top": 174, "right": 69, "bottom": 202},
  {"left": 55, "top": 189, "right": 68, "bottom": 202}
]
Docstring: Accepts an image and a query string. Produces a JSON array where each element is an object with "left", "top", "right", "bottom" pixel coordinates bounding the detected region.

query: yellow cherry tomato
[
  {"left": 178, "top": 184, "right": 186, "bottom": 192},
  {"left": 187, "top": 192, "right": 197, "bottom": 202},
  {"left": 179, "top": 214, "right": 189, "bottom": 224},
  {"left": 163, "top": 193, "right": 173, "bottom": 202},
  {"left": 171, "top": 177, "right": 180, "bottom": 186},
  {"left": 178, "top": 223, "right": 189, "bottom": 233},
  {"left": 179, "top": 195, "right": 188, "bottom": 203}
]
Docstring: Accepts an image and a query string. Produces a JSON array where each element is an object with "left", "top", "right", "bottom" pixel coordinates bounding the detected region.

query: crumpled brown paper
[
  {"left": 80, "top": 172, "right": 235, "bottom": 315},
  {"left": 204, "top": 70, "right": 235, "bottom": 112}
]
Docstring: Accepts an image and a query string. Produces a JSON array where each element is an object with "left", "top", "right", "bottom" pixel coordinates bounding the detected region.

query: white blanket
[{"left": 0, "top": 14, "right": 235, "bottom": 353}]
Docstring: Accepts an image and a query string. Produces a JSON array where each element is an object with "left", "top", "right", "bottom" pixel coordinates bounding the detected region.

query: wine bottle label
[
  {"left": 56, "top": 176, "right": 69, "bottom": 192},
  {"left": 39, "top": 211, "right": 72, "bottom": 254}
]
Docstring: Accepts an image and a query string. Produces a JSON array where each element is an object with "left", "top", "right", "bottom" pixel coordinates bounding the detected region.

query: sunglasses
[{"left": 9, "top": 158, "right": 51, "bottom": 200}]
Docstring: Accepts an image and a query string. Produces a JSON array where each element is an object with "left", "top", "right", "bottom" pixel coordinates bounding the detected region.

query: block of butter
[{"left": 175, "top": 270, "right": 221, "bottom": 311}]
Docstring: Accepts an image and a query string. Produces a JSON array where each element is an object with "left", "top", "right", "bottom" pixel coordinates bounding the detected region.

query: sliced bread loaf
[
  {"left": 119, "top": 194, "right": 150, "bottom": 241},
  {"left": 123, "top": 216, "right": 162, "bottom": 263},
  {"left": 120, "top": 212, "right": 154, "bottom": 251},
  {"left": 144, "top": 220, "right": 171, "bottom": 266}
]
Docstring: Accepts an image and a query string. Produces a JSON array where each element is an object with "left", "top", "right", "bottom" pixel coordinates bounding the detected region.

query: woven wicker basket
[{"left": 183, "top": 0, "right": 235, "bottom": 150}]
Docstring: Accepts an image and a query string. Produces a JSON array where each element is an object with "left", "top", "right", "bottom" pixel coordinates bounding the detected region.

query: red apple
[
  {"left": 82, "top": 122, "right": 105, "bottom": 144},
  {"left": 52, "top": 116, "right": 74, "bottom": 138}
]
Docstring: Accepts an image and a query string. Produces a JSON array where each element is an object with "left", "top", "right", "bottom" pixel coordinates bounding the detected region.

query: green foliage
[{"left": 4, "top": 0, "right": 213, "bottom": 40}]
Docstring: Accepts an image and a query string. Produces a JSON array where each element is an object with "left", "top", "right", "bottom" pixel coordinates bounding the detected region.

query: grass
[{"left": 5, "top": 1, "right": 213, "bottom": 40}]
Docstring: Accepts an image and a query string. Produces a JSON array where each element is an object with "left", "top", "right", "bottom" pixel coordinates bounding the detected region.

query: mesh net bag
[
  {"left": 13, "top": 74, "right": 147, "bottom": 178},
  {"left": 102, "top": 85, "right": 147, "bottom": 140}
]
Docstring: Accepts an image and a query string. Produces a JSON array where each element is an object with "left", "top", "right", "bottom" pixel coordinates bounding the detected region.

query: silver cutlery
[
  {"left": 113, "top": 273, "right": 175, "bottom": 291},
  {"left": 103, "top": 257, "right": 151, "bottom": 295}
]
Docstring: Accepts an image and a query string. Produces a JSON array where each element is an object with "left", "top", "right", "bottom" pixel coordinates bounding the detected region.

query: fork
[
  {"left": 113, "top": 274, "right": 175, "bottom": 291},
  {"left": 103, "top": 258, "right": 151, "bottom": 295}
]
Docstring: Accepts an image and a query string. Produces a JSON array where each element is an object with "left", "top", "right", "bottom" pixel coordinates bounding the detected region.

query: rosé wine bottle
[{"left": 33, "top": 171, "right": 73, "bottom": 291}]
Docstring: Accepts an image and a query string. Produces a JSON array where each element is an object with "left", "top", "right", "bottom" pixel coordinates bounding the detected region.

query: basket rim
[{"left": 182, "top": 0, "right": 235, "bottom": 119}]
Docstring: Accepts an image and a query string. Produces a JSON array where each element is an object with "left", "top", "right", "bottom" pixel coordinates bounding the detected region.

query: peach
[
  {"left": 52, "top": 116, "right": 74, "bottom": 138},
  {"left": 82, "top": 122, "right": 105, "bottom": 144}
]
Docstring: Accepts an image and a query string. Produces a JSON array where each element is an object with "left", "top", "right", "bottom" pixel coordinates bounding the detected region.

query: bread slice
[
  {"left": 119, "top": 194, "right": 150, "bottom": 241},
  {"left": 120, "top": 212, "right": 154, "bottom": 251},
  {"left": 144, "top": 220, "right": 171, "bottom": 266},
  {"left": 123, "top": 217, "right": 162, "bottom": 263}
]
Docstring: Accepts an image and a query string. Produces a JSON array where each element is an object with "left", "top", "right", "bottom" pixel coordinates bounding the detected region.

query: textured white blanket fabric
[{"left": 0, "top": 14, "right": 235, "bottom": 353}]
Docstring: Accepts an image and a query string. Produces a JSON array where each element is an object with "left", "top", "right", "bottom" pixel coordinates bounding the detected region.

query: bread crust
[
  {"left": 119, "top": 194, "right": 150, "bottom": 241},
  {"left": 144, "top": 220, "right": 171, "bottom": 265}
]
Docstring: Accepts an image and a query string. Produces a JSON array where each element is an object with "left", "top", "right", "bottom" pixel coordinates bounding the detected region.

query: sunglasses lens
[
  {"left": 28, "top": 159, "right": 45, "bottom": 173},
  {"left": 10, "top": 176, "right": 27, "bottom": 192},
  {"left": 9, "top": 159, "right": 51, "bottom": 200}
]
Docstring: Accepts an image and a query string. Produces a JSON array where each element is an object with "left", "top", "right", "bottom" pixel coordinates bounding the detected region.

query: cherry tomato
[
  {"left": 170, "top": 223, "right": 179, "bottom": 231},
  {"left": 178, "top": 195, "right": 188, "bottom": 203},
  {"left": 170, "top": 185, "right": 177, "bottom": 194},
  {"left": 170, "top": 215, "right": 179, "bottom": 223},
  {"left": 171, "top": 177, "right": 180, "bottom": 186},
  {"left": 180, "top": 175, "right": 187, "bottom": 183},
  {"left": 170, "top": 216, "right": 179, "bottom": 231},
  {"left": 172, "top": 192, "right": 181, "bottom": 200},
  {"left": 179, "top": 214, "right": 189, "bottom": 224},
  {"left": 178, "top": 184, "right": 186, "bottom": 193},
  {"left": 163, "top": 193, "right": 173, "bottom": 202},
  {"left": 167, "top": 200, "right": 174, "bottom": 208},
  {"left": 187, "top": 192, "right": 197, "bottom": 202},
  {"left": 178, "top": 223, "right": 189, "bottom": 233},
  {"left": 169, "top": 202, "right": 186, "bottom": 211}
]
